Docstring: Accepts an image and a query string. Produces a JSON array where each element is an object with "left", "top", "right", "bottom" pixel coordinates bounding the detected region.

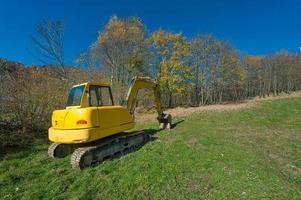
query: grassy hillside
[{"left": 0, "top": 97, "right": 300, "bottom": 200}]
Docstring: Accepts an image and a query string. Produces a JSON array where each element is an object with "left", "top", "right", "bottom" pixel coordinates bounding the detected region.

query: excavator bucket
[{"left": 158, "top": 113, "right": 172, "bottom": 130}]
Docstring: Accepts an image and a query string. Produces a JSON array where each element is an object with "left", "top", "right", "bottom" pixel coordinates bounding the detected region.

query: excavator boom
[{"left": 125, "top": 77, "right": 172, "bottom": 129}]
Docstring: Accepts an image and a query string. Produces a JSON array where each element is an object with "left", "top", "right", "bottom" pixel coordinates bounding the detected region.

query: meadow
[{"left": 0, "top": 96, "right": 300, "bottom": 200}]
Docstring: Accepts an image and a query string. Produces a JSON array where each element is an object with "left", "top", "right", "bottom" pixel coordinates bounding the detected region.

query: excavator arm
[{"left": 125, "top": 77, "right": 172, "bottom": 129}]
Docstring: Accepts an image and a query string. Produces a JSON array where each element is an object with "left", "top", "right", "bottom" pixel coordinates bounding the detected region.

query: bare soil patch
[{"left": 136, "top": 91, "right": 301, "bottom": 123}]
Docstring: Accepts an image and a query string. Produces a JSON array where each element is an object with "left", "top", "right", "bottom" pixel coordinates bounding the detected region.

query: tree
[
  {"left": 260, "top": 51, "right": 296, "bottom": 96},
  {"left": 75, "top": 51, "right": 96, "bottom": 69},
  {"left": 190, "top": 34, "right": 222, "bottom": 105},
  {"left": 219, "top": 47, "right": 246, "bottom": 101},
  {"left": 293, "top": 52, "right": 301, "bottom": 90},
  {"left": 31, "top": 19, "right": 66, "bottom": 78},
  {"left": 243, "top": 55, "right": 263, "bottom": 97},
  {"left": 151, "top": 30, "right": 191, "bottom": 107},
  {"left": 91, "top": 16, "right": 150, "bottom": 86},
  {"left": 74, "top": 50, "right": 108, "bottom": 84}
]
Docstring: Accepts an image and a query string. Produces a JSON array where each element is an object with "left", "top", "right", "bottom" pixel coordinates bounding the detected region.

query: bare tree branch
[{"left": 31, "top": 19, "right": 66, "bottom": 78}]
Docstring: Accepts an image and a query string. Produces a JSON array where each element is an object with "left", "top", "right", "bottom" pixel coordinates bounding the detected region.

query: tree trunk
[{"left": 168, "top": 91, "right": 172, "bottom": 108}]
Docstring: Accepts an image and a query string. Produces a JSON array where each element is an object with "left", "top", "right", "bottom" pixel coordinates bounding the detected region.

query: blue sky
[{"left": 0, "top": 0, "right": 300, "bottom": 65}]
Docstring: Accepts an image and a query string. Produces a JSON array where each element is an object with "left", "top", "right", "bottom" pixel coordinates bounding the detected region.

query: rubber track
[
  {"left": 70, "top": 147, "right": 96, "bottom": 170},
  {"left": 70, "top": 131, "right": 147, "bottom": 170}
]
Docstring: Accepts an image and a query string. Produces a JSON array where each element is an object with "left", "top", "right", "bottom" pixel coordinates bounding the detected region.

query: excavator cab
[
  {"left": 66, "top": 83, "right": 114, "bottom": 108},
  {"left": 49, "top": 82, "right": 135, "bottom": 144}
]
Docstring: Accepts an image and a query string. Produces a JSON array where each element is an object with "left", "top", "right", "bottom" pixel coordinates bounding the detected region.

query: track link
[
  {"left": 70, "top": 131, "right": 149, "bottom": 170},
  {"left": 48, "top": 143, "right": 61, "bottom": 158}
]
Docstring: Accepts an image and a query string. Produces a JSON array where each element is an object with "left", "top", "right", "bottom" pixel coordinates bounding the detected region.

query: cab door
[{"left": 88, "top": 85, "right": 118, "bottom": 130}]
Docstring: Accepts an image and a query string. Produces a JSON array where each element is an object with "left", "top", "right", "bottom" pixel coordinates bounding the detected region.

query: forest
[{"left": 0, "top": 16, "right": 301, "bottom": 149}]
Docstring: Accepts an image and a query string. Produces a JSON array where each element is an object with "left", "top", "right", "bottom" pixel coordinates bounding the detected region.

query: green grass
[{"left": 1, "top": 97, "right": 301, "bottom": 200}]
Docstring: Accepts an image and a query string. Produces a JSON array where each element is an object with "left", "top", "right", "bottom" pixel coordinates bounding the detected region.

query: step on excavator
[{"left": 48, "top": 77, "right": 172, "bottom": 169}]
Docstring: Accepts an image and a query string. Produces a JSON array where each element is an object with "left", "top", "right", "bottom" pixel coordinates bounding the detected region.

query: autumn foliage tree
[
  {"left": 151, "top": 30, "right": 191, "bottom": 107},
  {"left": 243, "top": 55, "right": 263, "bottom": 97},
  {"left": 92, "top": 16, "right": 150, "bottom": 86},
  {"left": 219, "top": 46, "right": 246, "bottom": 101},
  {"left": 190, "top": 35, "right": 223, "bottom": 105}
]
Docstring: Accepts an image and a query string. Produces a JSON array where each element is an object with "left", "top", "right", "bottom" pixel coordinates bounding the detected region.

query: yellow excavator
[{"left": 48, "top": 77, "right": 172, "bottom": 169}]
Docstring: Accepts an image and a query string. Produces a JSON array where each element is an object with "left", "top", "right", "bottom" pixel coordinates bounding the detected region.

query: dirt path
[{"left": 136, "top": 91, "right": 301, "bottom": 123}]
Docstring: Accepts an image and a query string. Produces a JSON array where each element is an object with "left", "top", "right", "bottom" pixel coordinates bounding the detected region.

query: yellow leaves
[
  {"left": 151, "top": 30, "right": 191, "bottom": 95},
  {"left": 98, "top": 16, "right": 146, "bottom": 47},
  {"left": 245, "top": 55, "right": 263, "bottom": 65},
  {"left": 151, "top": 30, "right": 190, "bottom": 58},
  {"left": 92, "top": 16, "right": 150, "bottom": 85},
  {"left": 245, "top": 55, "right": 263, "bottom": 72}
]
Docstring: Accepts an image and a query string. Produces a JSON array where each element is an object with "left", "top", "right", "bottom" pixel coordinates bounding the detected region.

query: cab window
[
  {"left": 88, "top": 85, "right": 113, "bottom": 106},
  {"left": 89, "top": 86, "right": 99, "bottom": 106},
  {"left": 99, "top": 87, "right": 113, "bottom": 106},
  {"left": 66, "top": 85, "right": 85, "bottom": 106}
]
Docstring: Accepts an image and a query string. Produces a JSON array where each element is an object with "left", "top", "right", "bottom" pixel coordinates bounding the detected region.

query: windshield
[{"left": 66, "top": 85, "right": 85, "bottom": 106}]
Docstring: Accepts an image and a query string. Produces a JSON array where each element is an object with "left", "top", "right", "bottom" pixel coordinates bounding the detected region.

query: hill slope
[{"left": 0, "top": 96, "right": 300, "bottom": 199}]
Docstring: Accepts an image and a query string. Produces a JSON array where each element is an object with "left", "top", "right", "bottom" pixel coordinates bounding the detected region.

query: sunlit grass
[{"left": 0, "top": 97, "right": 300, "bottom": 199}]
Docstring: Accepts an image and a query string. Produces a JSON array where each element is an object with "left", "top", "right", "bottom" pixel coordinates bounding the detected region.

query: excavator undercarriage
[{"left": 49, "top": 130, "right": 151, "bottom": 169}]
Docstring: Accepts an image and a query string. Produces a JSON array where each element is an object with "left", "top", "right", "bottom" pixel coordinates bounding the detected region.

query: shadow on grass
[
  {"left": 99, "top": 121, "right": 185, "bottom": 165},
  {"left": 96, "top": 128, "right": 162, "bottom": 165},
  {"left": 171, "top": 119, "right": 185, "bottom": 129}
]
